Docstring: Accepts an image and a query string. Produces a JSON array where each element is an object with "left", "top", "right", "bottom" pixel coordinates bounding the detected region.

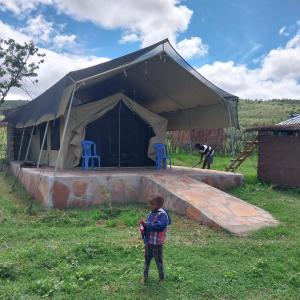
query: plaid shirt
[{"left": 144, "top": 208, "right": 169, "bottom": 245}]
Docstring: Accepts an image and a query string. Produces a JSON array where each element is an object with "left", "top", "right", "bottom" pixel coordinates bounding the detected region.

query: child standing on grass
[{"left": 139, "top": 195, "right": 171, "bottom": 284}]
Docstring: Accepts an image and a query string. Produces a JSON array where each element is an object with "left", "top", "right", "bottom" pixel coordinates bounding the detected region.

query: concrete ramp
[
  {"left": 10, "top": 162, "right": 278, "bottom": 235},
  {"left": 141, "top": 173, "right": 278, "bottom": 235}
]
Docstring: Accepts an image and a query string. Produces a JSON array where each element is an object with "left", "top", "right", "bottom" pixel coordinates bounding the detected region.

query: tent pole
[
  {"left": 118, "top": 101, "right": 121, "bottom": 167},
  {"left": 54, "top": 83, "right": 77, "bottom": 172},
  {"left": 185, "top": 110, "right": 193, "bottom": 153},
  {"left": 24, "top": 126, "right": 35, "bottom": 161},
  {"left": 227, "top": 102, "right": 235, "bottom": 165},
  {"left": 37, "top": 121, "right": 49, "bottom": 168},
  {"left": 17, "top": 127, "right": 25, "bottom": 161}
]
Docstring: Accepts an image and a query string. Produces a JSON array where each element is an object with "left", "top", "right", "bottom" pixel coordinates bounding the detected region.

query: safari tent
[{"left": 4, "top": 39, "right": 239, "bottom": 169}]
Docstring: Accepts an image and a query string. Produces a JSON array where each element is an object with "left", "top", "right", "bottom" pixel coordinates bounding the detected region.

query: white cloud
[
  {"left": 52, "top": 0, "right": 193, "bottom": 47},
  {"left": 54, "top": 34, "right": 76, "bottom": 48},
  {"left": 279, "top": 26, "right": 289, "bottom": 36},
  {"left": 176, "top": 37, "right": 208, "bottom": 59},
  {"left": 0, "top": 0, "right": 206, "bottom": 59},
  {"left": 0, "top": 21, "right": 109, "bottom": 100},
  {"left": 198, "top": 31, "right": 300, "bottom": 100},
  {"left": 0, "top": 0, "right": 52, "bottom": 16},
  {"left": 0, "top": 20, "right": 29, "bottom": 43},
  {"left": 21, "top": 15, "right": 54, "bottom": 44},
  {"left": 119, "top": 33, "right": 140, "bottom": 44},
  {"left": 5, "top": 13, "right": 77, "bottom": 51},
  {"left": 286, "top": 30, "right": 300, "bottom": 48}
]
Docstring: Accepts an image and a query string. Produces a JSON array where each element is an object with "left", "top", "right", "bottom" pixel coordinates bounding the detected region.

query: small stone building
[{"left": 250, "top": 125, "right": 300, "bottom": 187}]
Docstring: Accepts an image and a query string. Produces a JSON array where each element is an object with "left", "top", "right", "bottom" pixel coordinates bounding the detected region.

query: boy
[
  {"left": 195, "top": 143, "right": 215, "bottom": 169},
  {"left": 140, "top": 195, "right": 171, "bottom": 283}
]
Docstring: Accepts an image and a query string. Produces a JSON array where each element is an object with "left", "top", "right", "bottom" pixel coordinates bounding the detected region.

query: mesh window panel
[
  {"left": 51, "top": 119, "right": 60, "bottom": 150},
  {"left": 39, "top": 123, "right": 48, "bottom": 150}
]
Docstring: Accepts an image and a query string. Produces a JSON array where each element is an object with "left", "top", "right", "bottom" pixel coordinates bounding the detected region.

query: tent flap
[{"left": 58, "top": 93, "right": 168, "bottom": 169}]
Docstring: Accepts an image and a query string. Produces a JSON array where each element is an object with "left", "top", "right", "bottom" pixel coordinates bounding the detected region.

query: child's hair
[{"left": 150, "top": 195, "right": 164, "bottom": 207}]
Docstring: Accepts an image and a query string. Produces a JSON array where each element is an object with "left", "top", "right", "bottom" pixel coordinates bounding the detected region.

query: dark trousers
[
  {"left": 202, "top": 154, "right": 214, "bottom": 169},
  {"left": 143, "top": 244, "right": 164, "bottom": 280}
]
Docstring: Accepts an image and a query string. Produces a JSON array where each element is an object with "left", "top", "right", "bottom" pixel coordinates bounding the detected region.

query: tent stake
[
  {"left": 37, "top": 121, "right": 49, "bottom": 168},
  {"left": 24, "top": 126, "right": 35, "bottom": 162},
  {"left": 54, "top": 83, "right": 77, "bottom": 172},
  {"left": 17, "top": 127, "right": 25, "bottom": 161}
]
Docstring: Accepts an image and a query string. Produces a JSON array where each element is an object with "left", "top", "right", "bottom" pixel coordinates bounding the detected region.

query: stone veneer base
[{"left": 10, "top": 162, "right": 278, "bottom": 235}]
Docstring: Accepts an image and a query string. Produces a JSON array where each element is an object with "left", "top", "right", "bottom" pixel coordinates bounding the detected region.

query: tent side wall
[
  {"left": 162, "top": 102, "right": 233, "bottom": 130},
  {"left": 29, "top": 123, "right": 62, "bottom": 167},
  {"left": 29, "top": 93, "right": 168, "bottom": 169}
]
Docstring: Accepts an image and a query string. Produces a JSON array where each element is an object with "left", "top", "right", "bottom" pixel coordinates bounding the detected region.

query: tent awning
[{"left": 4, "top": 39, "right": 239, "bottom": 129}]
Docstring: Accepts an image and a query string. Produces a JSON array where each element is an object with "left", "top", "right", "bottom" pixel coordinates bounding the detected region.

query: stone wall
[
  {"left": 10, "top": 162, "right": 280, "bottom": 235},
  {"left": 49, "top": 175, "right": 142, "bottom": 209},
  {"left": 10, "top": 162, "right": 244, "bottom": 210},
  {"left": 258, "top": 133, "right": 300, "bottom": 187}
]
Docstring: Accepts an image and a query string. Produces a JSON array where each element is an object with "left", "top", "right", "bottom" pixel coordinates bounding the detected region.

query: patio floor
[{"left": 10, "top": 162, "right": 278, "bottom": 235}]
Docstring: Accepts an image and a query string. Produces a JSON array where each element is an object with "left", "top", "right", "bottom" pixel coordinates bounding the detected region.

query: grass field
[
  {"left": 238, "top": 99, "right": 300, "bottom": 128},
  {"left": 1, "top": 154, "right": 300, "bottom": 299}
]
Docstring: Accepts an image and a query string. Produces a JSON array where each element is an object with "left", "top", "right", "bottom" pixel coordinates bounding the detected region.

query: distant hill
[
  {"left": 0, "top": 99, "right": 299, "bottom": 128},
  {"left": 238, "top": 99, "right": 300, "bottom": 128},
  {"left": 0, "top": 100, "right": 28, "bottom": 112}
]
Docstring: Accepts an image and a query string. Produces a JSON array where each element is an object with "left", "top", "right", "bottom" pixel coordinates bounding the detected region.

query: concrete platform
[{"left": 10, "top": 162, "right": 278, "bottom": 235}]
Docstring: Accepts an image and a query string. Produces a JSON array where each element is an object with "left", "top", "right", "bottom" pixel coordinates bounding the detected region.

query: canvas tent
[{"left": 4, "top": 39, "right": 239, "bottom": 169}]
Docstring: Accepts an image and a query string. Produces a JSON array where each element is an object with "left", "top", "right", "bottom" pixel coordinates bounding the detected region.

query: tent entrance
[{"left": 85, "top": 102, "right": 155, "bottom": 167}]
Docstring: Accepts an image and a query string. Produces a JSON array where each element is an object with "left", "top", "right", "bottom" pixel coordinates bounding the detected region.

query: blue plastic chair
[
  {"left": 154, "top": 143, "right": 172, "bottom": 170},
  {"left": 81, "top": 140, "right": 101, "bottom": 171}
]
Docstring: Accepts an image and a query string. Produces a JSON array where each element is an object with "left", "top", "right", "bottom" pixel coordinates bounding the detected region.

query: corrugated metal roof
[
  {"left": 246, "top": 124, "right": 300, "bottom": 132},
  {"left": 278, "top": 114, "right": 300, "bottom": 125}
]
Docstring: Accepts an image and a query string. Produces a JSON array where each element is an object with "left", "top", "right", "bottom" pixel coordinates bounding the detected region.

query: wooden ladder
[{"left": 225, "top": 140, "right": 258, "bottom": 172}]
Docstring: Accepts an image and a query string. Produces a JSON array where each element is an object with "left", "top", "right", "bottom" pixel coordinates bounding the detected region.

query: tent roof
[{"left": 4, "top": 39, "right": 239, "bottom": 129}]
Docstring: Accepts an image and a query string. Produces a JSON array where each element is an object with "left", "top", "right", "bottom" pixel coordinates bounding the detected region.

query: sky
[{"left": 0, "top": 0, "right": 300, "bottom": 100}]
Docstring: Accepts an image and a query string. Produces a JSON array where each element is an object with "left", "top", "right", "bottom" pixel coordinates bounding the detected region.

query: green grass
[
  {"left": 238, "top": 99, "right": 300, "bottom": 128},
  {"left": 0, "top": 157, "right": 300, "bottom": 299},
  {"left": 171, "top": 152, "right": 258, "bottom": 183}
]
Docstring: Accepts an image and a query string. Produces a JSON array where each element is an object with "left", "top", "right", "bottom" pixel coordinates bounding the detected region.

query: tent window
[
  {"left": 39, "top": 123, "right": 48, "bottom": 150},
  {"left": 50, "top": 119, "right": 60, "bottom": 150}
]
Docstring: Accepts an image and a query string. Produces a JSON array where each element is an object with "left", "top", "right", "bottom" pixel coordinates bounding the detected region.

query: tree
[{"left": 0, "top": 38, "right": 45, "bottom": 104}]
